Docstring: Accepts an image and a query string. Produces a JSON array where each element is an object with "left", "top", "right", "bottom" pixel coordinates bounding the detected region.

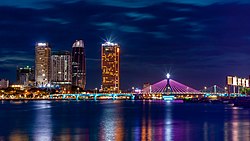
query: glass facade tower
[{"left": 72, "top": 40, "right": 86, "bottom": 89}]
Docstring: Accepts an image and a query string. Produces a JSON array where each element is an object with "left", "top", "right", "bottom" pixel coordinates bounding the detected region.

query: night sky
[{"left": 0, "top": 0, "right": 250, "bottom": 90}]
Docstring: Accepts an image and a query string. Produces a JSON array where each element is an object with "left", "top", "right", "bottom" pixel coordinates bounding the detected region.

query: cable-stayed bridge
[
  {"left": 142, "top": 79, "right": 202, "bottom": 95},
  {"left": 142, "top": 78, "right": 245, "bottom": 97},
  {"left": 50, "top": 76, "right": 246, "bottom": 100}
]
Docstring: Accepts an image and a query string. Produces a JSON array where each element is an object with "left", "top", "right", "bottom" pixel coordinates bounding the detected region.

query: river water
[{"left": 0, "top": 100, "right": 250, "bottom": 141}]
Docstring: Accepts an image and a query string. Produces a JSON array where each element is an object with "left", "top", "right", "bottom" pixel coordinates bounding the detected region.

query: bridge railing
[{"left": 203, "top": 93, "right": 246, "bottom": 97}]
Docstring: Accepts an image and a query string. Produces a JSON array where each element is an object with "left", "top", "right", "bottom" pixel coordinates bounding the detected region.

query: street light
[{"left": 77, "top": 88, "right": 79, "bottom": 94}]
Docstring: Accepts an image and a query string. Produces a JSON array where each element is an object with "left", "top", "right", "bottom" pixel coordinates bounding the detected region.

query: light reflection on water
[
  {"left": 99, "top": 104, "right": 119, "bottom": 141},
  {"left": 0, "top": 101, "right": 250, "bottom": 141},
  {"left": 32, "top": 102, "right": 52, "bottom": 141},
  {"left": 9, "top": 130, "right": 29, "bottom": 141},
  {"left": 165, "top": 106, "right": 172, "bottom": 141}
]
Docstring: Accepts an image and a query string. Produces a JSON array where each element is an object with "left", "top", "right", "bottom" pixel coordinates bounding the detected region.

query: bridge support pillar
[
  {"left": 62, "top": 95, "right": 66, "bottom": 99},
  {"left": 131, "top": 95, "right": 135, "bottom": 100},
  {"left": 112, "top": 94, "right": 116, "bottom": 100}
]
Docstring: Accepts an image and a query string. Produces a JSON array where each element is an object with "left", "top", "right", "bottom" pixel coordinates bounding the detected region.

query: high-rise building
[
  {"left": 101, "top": 42, "right": 120, "bottom": 93},
  {"left": 72, "top": 40, "right": 86, "bottom": 89},
  {"left": 51, "top": 51, "right": 72, "bottom": 89},
  {"left": 16, "top": 66, "right": 35, "bottom": 86},
  {"left": 0, "top": 79, "right": 9, "bottom": 89},
  {"left": 35, "top": 42, "right": 51, "bottom": 86}
]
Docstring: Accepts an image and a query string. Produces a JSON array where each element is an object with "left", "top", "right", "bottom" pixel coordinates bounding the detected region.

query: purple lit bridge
[{"left": 142, "top": 79, "right": 202, "bottom": 95}]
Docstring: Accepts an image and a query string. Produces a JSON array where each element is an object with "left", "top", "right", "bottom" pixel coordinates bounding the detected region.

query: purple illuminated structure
[{"left": 142, "top": 79, "right": 201, "bottom": 94}]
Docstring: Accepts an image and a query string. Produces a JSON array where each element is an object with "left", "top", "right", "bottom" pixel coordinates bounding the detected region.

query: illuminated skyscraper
[
  {"left": 72, "top": 40, "right": 86, "bottom": 89},
  {"left": 35, "top": 42, "right": 51, "bottom": 86},
  {"left": 51, "top": 51, "right": 71, "bottom": 88},
  {"left": 101, "top": 42, "right": 120, "bottom": 93},
  {"left": 16, "top": 66, "right": 35, "bottom": 86}
]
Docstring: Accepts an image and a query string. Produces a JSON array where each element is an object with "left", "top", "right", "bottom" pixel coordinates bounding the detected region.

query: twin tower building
[{"left": 35, "top": 40, "right": 120, "bottom": 93}]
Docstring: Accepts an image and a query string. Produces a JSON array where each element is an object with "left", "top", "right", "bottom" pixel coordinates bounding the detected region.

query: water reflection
[
  {"left": 4, "top": 101, "right": 52, "bottom": 141},
  {"left": 223, "top": 108, "right": 250, "bottom": 141},
  {"left": 32, "top": 102, "right": 52, "bottom": 141},
  {"left": 164, "top": 106, "right": 172, "bottom": 141},
  {"left": 1, "top": 101, "right": 250, "bottom": 141},
  {"left": 99, "top": 101, "right": 124, "bottom": 141},
  {"left": 224, "top": 122, "right": 229, "bottom": 141},
  {"left": 232, "top": 109, "right": 239, "bottom": 141},
  {"left": 141, "top": 102, "right": 152, "bottom": 141},
  {"left": 203, "top": 122, "right": 208, "bottom": 141},
  {"left": 9, "top": 130, "right": 29, "bottom": 141}
]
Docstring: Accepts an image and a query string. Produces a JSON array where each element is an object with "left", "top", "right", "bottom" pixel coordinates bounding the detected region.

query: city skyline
[{"left": 1, "top": 0, "right": 250, "bottom": 90}]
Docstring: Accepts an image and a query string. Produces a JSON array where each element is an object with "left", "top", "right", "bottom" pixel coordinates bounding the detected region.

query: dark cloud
[{"left": 0, "top": 0, "right": 250, "bottom": 89}]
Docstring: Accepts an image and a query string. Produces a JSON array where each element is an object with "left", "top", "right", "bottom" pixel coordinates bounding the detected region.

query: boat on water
[
  {"left": 162, "top": 95, "right": 175, "bottom": 102},
  {"left": 162, "top": 96, "right": 184, "bottom": 103}
]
